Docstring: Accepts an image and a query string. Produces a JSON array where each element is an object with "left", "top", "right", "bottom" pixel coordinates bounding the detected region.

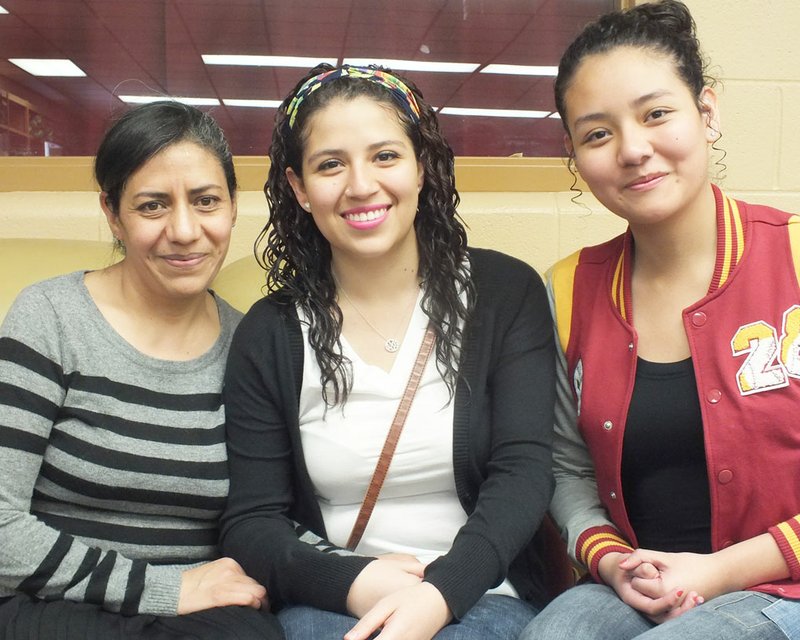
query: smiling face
[
  {"left": 286, "top": 96, "right": 424, "bottom": 266},
  {"left": 102, "top": 140, "right": 237, "bottom": 301},
  {"left": 563, "top": 46, "right": 719, "bottom": 230}
]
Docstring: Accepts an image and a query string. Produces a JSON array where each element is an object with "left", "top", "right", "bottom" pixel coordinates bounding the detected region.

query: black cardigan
[{"left": 219, "top": 248, "right": 556, "bottom": 618}]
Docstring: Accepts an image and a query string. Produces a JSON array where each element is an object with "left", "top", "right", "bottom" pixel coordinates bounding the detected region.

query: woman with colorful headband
[{"left": 219, "top": 64, "right": 556, "bottom": 639}]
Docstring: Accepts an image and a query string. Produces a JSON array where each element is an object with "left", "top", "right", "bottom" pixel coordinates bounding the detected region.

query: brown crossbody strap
[{"left": 346, "top": 323, "right": 436, "bottom": 551}]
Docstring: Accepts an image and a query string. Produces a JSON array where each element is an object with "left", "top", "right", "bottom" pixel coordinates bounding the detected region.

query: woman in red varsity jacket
[{"left": 519, "top": 2, "right": 800, "bottom": 639}]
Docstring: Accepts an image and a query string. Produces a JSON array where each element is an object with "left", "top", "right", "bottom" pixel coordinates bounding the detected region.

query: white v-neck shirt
[
  {"left": 298, "top": 292, "right": 518, "bottom": 598},
  {"left": 298, "top": 293, "right": 463, "bottom": 564}
]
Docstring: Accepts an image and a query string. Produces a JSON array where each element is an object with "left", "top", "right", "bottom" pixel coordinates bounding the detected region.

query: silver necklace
[{"left": 336, "top": 280, "right": 418, "bottom": 353}]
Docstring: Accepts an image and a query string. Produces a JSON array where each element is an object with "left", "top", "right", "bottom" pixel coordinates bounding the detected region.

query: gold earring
[{"left": 304, "top": 202, "right": 311, "bottom": 211}]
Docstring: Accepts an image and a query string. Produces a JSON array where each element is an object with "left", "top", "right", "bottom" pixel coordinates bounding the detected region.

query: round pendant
[{"left": 384, "top": 338, "right": 400, "bottom": 353}]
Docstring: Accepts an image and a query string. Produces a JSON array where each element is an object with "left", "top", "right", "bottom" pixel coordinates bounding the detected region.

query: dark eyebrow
[
  {"left": 571, "top": 91, "right": 674, "bottom": 129},
  {"left": 132, "top": 184, "right": 223, "bottom": 200},
  {"left": 188, "top": 184, "right": 224, "bottom": 197},
  {"left": 305, "top": 139, "right": 408, "bottom": 165},
  {"left": 132, "top": 191, "right": 169, "bottom": 200},
  {"left": 632, "top": 90, "right": 672, "bottom": 107}
]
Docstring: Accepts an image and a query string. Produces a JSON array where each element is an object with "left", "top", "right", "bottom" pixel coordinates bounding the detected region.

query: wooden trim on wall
[{"left": 0, "top": 156, "right": 586, "bottom": 193}]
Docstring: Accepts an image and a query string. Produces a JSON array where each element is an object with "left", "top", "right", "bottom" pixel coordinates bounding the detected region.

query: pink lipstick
[{"left": 341, "top": 204, "right": 390, "bottom": 230}]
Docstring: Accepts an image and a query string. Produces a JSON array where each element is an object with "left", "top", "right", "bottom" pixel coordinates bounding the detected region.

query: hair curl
[
  {"left": 555, "top": 0, "right": 716, "bottom": 132},
  {"left": 259, "top": 64, "right": 474, "bottom": 405}
]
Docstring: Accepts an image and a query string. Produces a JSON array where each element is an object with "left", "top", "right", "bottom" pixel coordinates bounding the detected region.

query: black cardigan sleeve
[
  {"left": 219, "top": 300, "right": 373, "bottom": 613},
  {"left": 423, "top": 249, "right": 556, "bottom": 618}
]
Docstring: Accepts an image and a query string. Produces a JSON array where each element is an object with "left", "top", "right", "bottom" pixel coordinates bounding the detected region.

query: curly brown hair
[{"left": 258, "top": 63, "right": 475, "bottom": 405}]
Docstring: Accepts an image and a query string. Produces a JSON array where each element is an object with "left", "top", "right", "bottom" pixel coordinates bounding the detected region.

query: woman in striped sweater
[{"left": 0, "top": 102, "right": 281, "bottom": 639}]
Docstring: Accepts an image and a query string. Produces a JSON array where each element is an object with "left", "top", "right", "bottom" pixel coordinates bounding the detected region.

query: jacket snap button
[
  {"left": 603, "top": 420, "right": 613, "bottom": 431},
  {"left": 718, "top": 469, "right": 733, "bottom": 484},
  {"left": 706, "top": 389, "right": 722, "bottom": 404},
  {"left": 692, "top": 311, "right": 707, "bottom": 327},
  {"left": 610, "top": 491, "right": 617, "bottom": 500}
]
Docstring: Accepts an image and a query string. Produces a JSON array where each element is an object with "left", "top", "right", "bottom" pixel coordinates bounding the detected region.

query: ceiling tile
[{"left": 0, "top": 0, "right": 615, "bottom": 156}]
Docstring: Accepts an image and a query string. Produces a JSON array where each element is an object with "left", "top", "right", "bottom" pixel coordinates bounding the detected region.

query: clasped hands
[
  {"left": 599, "top": 549, "right": 729, "bottom": 623},
  {"left": 345, "top": 553, "right": 453, "bottom": 640}
]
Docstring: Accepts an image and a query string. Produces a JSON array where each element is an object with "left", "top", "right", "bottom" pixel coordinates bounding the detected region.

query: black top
[
  {"left": 219, "top": 248, "right": 556, "bottom": 618},
  {"left": 621, "top": 357, "right": 712, "bottom": 553}
]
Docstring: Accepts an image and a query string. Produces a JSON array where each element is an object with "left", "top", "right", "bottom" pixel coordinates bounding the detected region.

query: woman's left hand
[
  {"left": 621, "top": 548, "right": 720, "bottom": 603},
  {"left": 343, "top": 581, "right": 452, "bottom": 640},
  {"left": 346, "top": 556, "right": 426, "bottom": 618},
  {"left": 623, "top": 533, "right": 791, "bottom": 623}
]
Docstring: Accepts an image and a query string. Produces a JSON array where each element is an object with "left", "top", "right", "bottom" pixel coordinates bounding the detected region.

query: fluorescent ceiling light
[
  {"left": 203, "top": 55, "right": 337, "bottom": 68},
  {"left": 0, "top": 6, "right": 8, "bottom": 14},
  {"left": 119, "top": 95, "right": 220, "bottom": 106},
  {"left": 439, "top": 107, "right": 551, "bottom": 119},
  {"left": 343, "top": 58, "right": 478, "bottom": 73},
  {"left": 481, "top": 64, "right": 558, "bottom": 77},
  {"left": 223, "top": 98, "right": 282, "bottom": 108},
  {"left": 9, "top": 58, "right": 86, "bottom": 77}
]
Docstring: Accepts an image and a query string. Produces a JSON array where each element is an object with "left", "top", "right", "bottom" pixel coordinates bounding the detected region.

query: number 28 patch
[{"left": 731, "top": 305, "right": 800, "bottom": 395}]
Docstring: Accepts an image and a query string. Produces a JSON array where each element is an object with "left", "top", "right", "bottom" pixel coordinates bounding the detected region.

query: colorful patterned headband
[{"left": 285, "top": 65, "right": 421, "bottom": 129}]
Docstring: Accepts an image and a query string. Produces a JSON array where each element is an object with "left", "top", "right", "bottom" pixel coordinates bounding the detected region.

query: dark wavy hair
[
  {"left": 259, "top": 63, "right": 474, "bottom": 405},
  {"left": 555, "top": 0, "right": 716, "bottom": 133}
]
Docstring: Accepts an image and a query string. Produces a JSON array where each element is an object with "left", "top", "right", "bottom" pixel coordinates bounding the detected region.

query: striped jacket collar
[{"left": 611, "top": 184, "right": 745, "bottom": 322}]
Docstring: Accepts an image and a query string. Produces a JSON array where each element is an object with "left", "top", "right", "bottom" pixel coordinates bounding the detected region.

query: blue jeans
[
  {"left": 519, "top": 583, "right": 791, "bottom": 640},
  {"left": 764, "top": 598, "right": 800, "bottom": 640},
  {"left": 278, "top": 594, "right": 537, "bottom": 640}
]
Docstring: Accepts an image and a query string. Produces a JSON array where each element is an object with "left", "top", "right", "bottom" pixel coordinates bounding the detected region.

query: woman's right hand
[
  {"left": 598, "top": 552, "right": 699, "bottom": 623},
  {"left": 346, "top": 581, "right": 452, "bottom": 640},
  {"left": 178, "top": 557, "right": 267, "bottom": 614},
  {"left": 346, "top": 555, "right": 426, "bottom": 618}
]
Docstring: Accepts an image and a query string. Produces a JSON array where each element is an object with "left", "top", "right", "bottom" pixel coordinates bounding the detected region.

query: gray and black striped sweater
[{"left": 0, "top": 272, "right": 242, "bottom": 616}]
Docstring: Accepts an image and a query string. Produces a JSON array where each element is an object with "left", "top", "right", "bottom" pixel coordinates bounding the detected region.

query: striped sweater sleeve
[{"left": 0, "top": 285, "right": 181, "bottom": 615}]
